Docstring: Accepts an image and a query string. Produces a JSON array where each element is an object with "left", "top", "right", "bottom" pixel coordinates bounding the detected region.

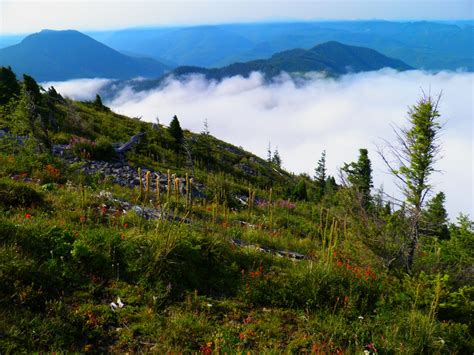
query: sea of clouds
[{"left": 43, "top": 69, "right": 474, "bottom": 218}]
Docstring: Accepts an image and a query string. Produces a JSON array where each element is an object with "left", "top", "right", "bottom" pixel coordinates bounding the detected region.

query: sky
[
  {"left": 1, "top": 0, "right": 473, "bottom": 34},
  {"left": 43, "top": 69, "right": 474, "bottom": 220}
]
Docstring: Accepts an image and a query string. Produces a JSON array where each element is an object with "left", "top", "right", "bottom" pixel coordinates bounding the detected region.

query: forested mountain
[
  {"left": 86, "top": 20, "right": 474, "bottom": 70},
  {"left": 104, "top": 41, "right": 412, "bottom": 94},
  {"left": 0, "top": 30, "right": 169, "bottom": 81},
  {"left": 172, "top": 41, "right": 412, "bottom": 79}
]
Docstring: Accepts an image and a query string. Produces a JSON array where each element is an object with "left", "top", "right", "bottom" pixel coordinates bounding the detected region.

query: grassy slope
[{"left": 0, "top": 92, "right": 472, "bottom": 353}]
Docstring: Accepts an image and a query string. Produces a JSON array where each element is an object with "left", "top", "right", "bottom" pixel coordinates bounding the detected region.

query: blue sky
[{"left": 1, "top": 0, "right": 473, "bottom": 34}]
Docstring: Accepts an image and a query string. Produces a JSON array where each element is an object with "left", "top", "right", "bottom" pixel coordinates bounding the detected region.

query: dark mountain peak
[{"left": 0, "top": 29, "right": 168, "bottom": 81}]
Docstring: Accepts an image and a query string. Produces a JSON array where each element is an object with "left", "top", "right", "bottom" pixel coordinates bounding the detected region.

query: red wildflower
[
  {"left": 239, "top": 332, "right": 246, "bottom": 341},
  {"left": 25, "top": 213, "right": 31, "bottom": 219},
  {"left": 200, "top": 342, "right": 213, "bottom": 354},
  {"left": 124, "top": 223, "right": 129, "bottom": 229}
]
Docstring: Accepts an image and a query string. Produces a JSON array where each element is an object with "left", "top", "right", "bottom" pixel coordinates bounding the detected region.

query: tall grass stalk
[{"left": 166, "top": 169, "right": 171, "bottom": 203}]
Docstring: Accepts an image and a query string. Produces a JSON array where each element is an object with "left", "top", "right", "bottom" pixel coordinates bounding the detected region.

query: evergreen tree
[
  {"left": 342, "top": 148, "right": 373, "bottom": 209},
  {"left": 47, "top": 86, "right": 62, "bottom": 100},
  {"left": 422, "top": 192, "right": 450, "bottom": 239},
  {"left": 169, "top": 115, "right": 184, "bottom": 154},
  {"left": 0, "top": 66, "right": 20, "bottom": 105},
  {"left": 272, "top": 147, "right": 282, "bottom": 167},
  {"left": 23, "top": 74, "right": 42, "bottom": 103},
  {"left": 267, "top": 142, "right": 272, "bottom": 163},
  {"left": 94, "top": 94, "right": 103, "bottom": 108},
  {"left": 314, "top": 150, "right": 327, "bottom": 201},
  {"left": 379, "top": 93, "right": 442, "bottom": 269}
]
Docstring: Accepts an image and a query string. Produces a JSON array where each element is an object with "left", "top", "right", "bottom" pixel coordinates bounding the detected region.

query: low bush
[{"left": 0, "top": 181, "right": 44, "bottom": 208}]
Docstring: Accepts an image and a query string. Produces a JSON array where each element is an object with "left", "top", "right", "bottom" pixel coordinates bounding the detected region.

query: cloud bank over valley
[{"left": 43, "top": 69, "right": 474, "bottom": 218}]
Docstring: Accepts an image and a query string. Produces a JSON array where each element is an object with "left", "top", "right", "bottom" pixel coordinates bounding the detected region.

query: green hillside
[
  {"left": 0, "top": 68, "right": 472, "bottom": 353},
  {"left": 0, "top": 30, "right": 169, "bottom": 81}
]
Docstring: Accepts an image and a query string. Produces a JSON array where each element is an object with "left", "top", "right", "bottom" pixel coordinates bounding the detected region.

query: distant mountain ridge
[
  {"left": 108, "top": 41, "right": 412, "bottom": 94},
  {"left": 175, "top": 41, "right": 412, "bottom": 79},
  {"left": 0, "top": 30, "right": 169, "bottom": 81},
  {"left": 87, "top": 21, "right": 474, "bottom": 71}
]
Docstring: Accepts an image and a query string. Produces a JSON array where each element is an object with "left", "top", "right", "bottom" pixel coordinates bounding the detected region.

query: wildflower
[
  {"left": 117, "top": 297, "right": 124, "bottom": 308},
  {"left": 206, "top": 303, "right": 213, "bottom": 307},
  {"left": 358, "top": 316, "right": 364, "bottom": 320},
  {"left": 100, "top": 205, "right": 108, "bottom": 216},
  {"left": 124, "top": 223, "right": 129, "bottom": 229},
  {"left": 365, "top": 342, "right": 378, "bottom": 353},
  {"left": 337, "top": 260, "right": 343, "bottom": 267},
  {"left": 80, "top": 215, "right": 87, "bottom": 223},
  {"left": 200, "top": 342, "right": 213, "bottom": 354},
  {"left": 239, "top": 332, "right": 246, "bottom": 341},
  {"left": 25, "top": 213, "right": 31, "bottom": 219}
]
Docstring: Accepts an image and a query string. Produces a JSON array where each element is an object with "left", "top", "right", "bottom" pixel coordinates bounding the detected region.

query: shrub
[
  {"left": 70, "top": 136, "right": 117, "bottom": 161},
  {"left": 0, "top": 181, "right": 44, "bottom": 208}
]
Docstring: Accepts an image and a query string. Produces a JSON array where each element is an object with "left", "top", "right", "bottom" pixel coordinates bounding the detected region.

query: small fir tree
[
  {"left": 272, "top": 147, "right": 282, "bottom": 167},
  {"left": 169, "top": 115, "right": 184, "bottom": 154},
  {"left": 342, "top": 148, "right": 373, "bottom": 210},
  {"left": 422, "top": 192, "right": 450, "bottom": 239},
  {"left": 0, "top": 66, "right": 20, "bottom": 105},
  {"left": 314, "top": 150, "right": 327, "bottom": 201}
]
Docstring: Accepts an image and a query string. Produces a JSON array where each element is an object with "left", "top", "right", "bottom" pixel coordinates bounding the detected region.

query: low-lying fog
[{"left": 43, "top": 69, "right": 474, "bottom": 219}]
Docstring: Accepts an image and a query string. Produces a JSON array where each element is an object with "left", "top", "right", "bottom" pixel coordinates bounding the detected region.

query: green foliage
[
  {"left": 396, "top": 95, "right": 441, "bottom": 210},
  {"left": 0, "top": 180, "right": 44, "bottom": 208},
  {"left": 291, "top": 178, "right": 308, "bottom": 201},
  {"left": 169, "top": 115, "right": 184, "bottom": 154},
  {"left": 0, "top": 75, "right": 471, "bottom": 352},
  {"left": 0, "top": 66, "right": 21, "bottom": 105},
  {"left": 314, "top": 150, "right": 326, "bottom": 201},
  {"left": 71, "top": 136, "right": 117, "bottom": 161},
  {"left": 342, "top": 148, "right": 373, "bottom": 210},
  {"left": 381, "top": 94, "right": 443, "bottom": 269},
  {"left": 422, "top": 192, "right": 450, "bottom": 239}
]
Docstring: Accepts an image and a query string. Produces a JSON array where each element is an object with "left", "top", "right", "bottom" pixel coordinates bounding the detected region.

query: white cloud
[
  {"left": 41, "top": 78, "right": 112, "bottom": 101},
  {"left": 49, "top": 70, "right": 474, "bottom": 219}
]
